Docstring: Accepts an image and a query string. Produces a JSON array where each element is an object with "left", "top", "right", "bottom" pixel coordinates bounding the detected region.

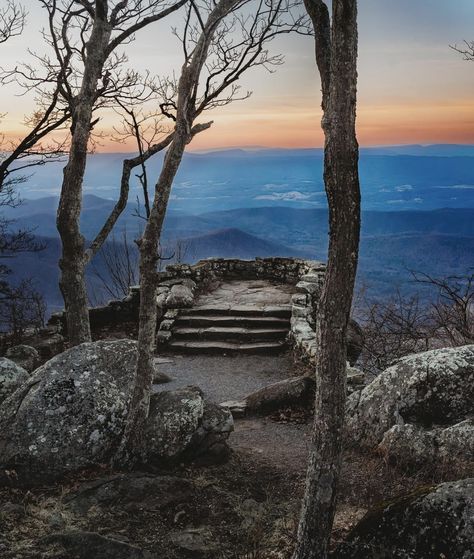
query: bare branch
[{"left": 0, "top": 1, "right": 26, "bottom": 44}]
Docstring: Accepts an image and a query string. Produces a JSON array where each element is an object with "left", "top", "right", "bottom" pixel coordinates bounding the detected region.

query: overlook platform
[{"left": 167, "top": 280, "right": 295, "bottom": 355}]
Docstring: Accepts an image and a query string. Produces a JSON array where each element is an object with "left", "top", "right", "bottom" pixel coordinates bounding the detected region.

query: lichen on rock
[{"left": 0, "top": 340, "right": 233, "bottom": 484}]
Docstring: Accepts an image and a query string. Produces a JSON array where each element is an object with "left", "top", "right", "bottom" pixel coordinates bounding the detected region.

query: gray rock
[
  {"left": 0, "top": 357, "right": 29, "bottom": 404},
  {"left": 335, "top": 478, "right": 474, "bottom": 559},
  {"left": 379, "top": 419, "right": 474, "bottom": 468},
  {"left": 165, "top": 281, "right": 196, "bottom": 308},
  {"left": 346, "top": 345, "right": 474, "bottom": 447},
  {"left": 245, "top": 376, "right": 315, "bottom": 413},
  {"left": 145, "top": 388, "right": 233, "bottom": 462},
  {"left": 346, "top": 366, "right": 365, "bottom": 385},
  {"left": 170, "top": 527, "right": 217, "bottom": 554},
  {"left": 188, "top": 401, "right": 234, "bottom": 461},
  {"left": 156, "top": 330, "right": 172, "bottom": 344},
  {"left": 5, "top": 345, "right": 40, "bottom": 372},
  {"left": 152, "top": 370, "right": 172, "bottom": 384},
  {"left": 145, "top": 388, "right": 204, "bottom": 459},
  {"left": 33, "top": 332, "right": 65, "bottom": 359},
  {"left": 0, "top": 340, "right": 137, "bottom": 483},
  {"left": 0, "top": 341, "right": 233, "bottom": 484},
  {"left": 220, "top": 400, "right": 247, "bottom": 418}
]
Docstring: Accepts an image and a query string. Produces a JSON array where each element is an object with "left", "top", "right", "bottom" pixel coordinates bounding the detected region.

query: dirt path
[{"left": 154, "top": 279, "right": 311, "bottom": 474}]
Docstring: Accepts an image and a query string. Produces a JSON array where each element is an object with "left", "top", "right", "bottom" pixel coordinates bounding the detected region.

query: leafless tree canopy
[
  {"left": 451, "top": 39, "right": 474, "bottom": 60},
  {"left": 0, "top": 0, "right": 26, "bottom": 44},
  {"left": 357, "top": 270, "right": 474, "bottom": 375}
]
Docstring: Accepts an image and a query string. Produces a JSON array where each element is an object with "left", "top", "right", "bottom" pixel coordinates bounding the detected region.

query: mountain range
[{"left": 2, "top": 144, "right": 474, "bottom": 312}]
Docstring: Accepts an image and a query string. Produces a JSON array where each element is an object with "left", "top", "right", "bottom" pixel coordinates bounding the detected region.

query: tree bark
[
  {"left": 293, "top": 1, "right": 360, "bottom": 558},
  {"left": 116, "top": 0, "right": 238, "bottom": 463},
  {"left": 55, "top": 1, "right": 187, "bottom": 346},
  {"left": 56, "top": 10, "right": 111, "bottom": 346}
]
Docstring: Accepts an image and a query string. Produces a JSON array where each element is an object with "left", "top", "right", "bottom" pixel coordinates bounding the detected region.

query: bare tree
[
  {"left": 413, "top": 270, "right": 474, "bottom": 347},
  {"left": 293, "top": 1, "right": 360, "bottom": 557},
  {"left": 355, "top": 270, "right": 474, "bottom": 376},
  {"left": 0, "top": 0, "right": 25, "bottom": 44},
  {"left": 0, "top": 278, "right": 46, "bottom": 344},
  {"left": 15, "top": 0, "right": 187, "bottom": 345},
  {"left": 356, "top": 289, "right": 431, "bottom": 375},
  {"left": 0, "top": 1, "right": 70, "bottom": 189},
  {"left": 90, "top": 228, "right": 139, "bottom": 302},
  {"left": 116, "top": 0, "right": 308, "bottom": 463}
]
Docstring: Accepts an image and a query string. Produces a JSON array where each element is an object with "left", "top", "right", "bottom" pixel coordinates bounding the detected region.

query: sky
[{"left": 1, "top": 0, "right": 474, "bottom": 151}]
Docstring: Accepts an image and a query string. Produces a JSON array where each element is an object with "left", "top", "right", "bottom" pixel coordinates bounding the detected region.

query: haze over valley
[{"left": 3, "top": 144, "right": 474, "bottom": 312}]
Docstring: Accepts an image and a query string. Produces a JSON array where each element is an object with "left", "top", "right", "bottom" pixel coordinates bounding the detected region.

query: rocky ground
[
  {"left": 1, "top": 344, "right": 472, "bottom": 558},
  {"left": 0, "top": 280, "right": 473, "bottom": 558},
  {"left": 1, "top": 436, "right": 470, "bottom": 558}
]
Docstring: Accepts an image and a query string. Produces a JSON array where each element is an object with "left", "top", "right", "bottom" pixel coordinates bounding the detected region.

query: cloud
[
  {"left": 255, "top": 191, "right": 313, "bottom": 201},
  {"left": 395, "top": 184, "right": 413, "bottom": 192}
]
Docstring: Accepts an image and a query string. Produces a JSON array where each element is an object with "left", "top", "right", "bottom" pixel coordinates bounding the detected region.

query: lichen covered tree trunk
[
  {"left": 293, "top": 0, "right": 360, "bottom": 557},
  {"left": 117, "top": 132, "right": 188, "bottom": 461},
  {"left": 117, "top": 0, "right": 238, "bottom": 462},
  {"left": 56, "top": 12, "right": 111, "bottom": 346}
]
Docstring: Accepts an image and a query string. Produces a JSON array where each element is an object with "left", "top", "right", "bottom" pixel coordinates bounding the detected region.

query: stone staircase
[{"left": 167, "top": 303, "right": 291, "bottom": 354}]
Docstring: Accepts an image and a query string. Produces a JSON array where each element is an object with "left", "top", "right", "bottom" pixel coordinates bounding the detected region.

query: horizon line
[{"left": 83, "top": 142, "right": 474, "bottom": 155}]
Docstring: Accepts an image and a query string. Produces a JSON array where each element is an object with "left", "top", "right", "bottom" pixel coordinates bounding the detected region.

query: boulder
[
  {"left": 170, "top": 527, "right": 218, "bottom": 555},
  {"left": 0, "top": 357, "right": 29, "bottom": 404},
  {"left": 379, "top": 419, "right": 474, "bottom": 468},
  {"left": 5, "top": 344, "right": 40, "bottom": 372},
  {"left": 146, "top": 389, "right": 233, "bottom": 463},
  {"left": 0, "top": 341, "right": 233, "bottom": 484},
  {"left": 165, "top": 280, "right": 196, "bottom": 308},
  {"left": 245, "top": 376, "right": 315, "bottom": 414},
  {"left": 335, "top": 479, "right": 474, "bottom": 559},
  {"left": 346, "top": 345, "right": 474, "bottom": 447},
  {"left": 32, "top": 332, "right": 65, "bottom": 359},
  {"left": 0, "top": 340, "right": 137, "bottom": 483}
]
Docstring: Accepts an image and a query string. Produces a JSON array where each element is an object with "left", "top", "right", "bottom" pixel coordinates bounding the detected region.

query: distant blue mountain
[
  {"left": 2, "top": 144, "right": 474, "bottom": 310},
  {"left": 9, "top": 145, "right": 474, "bottom": 213}
]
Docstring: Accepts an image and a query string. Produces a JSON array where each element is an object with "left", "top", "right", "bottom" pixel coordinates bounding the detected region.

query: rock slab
[
  {"left": 346, "top": 345, "right": 474, "bottom": 448},
  {"left": 335, "top": 478, "right": 474, "bottom": 559}
]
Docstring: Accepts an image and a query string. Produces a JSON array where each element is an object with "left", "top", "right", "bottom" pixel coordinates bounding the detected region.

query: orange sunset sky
[{"left": 1, "top": 0, "right": 474, "bottom": 151}]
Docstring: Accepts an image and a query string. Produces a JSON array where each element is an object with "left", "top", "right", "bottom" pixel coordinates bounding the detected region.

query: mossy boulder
[
  {"left": 346, "top": 345, "right": 474, "bottom": 447},
  {"left": 0, "top": 357, "right": 29, "bottom": 404},
  {"left": 335, "top": 478, "right": 474, "bottom": 558},
  {"left": 379, "top": 419, "right": 474, "bottom": 468},
  {"left": 0, "top": 340, "right": 233, "bottom": 484}
]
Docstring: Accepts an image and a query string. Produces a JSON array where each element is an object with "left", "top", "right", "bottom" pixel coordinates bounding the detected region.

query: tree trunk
[
  {"left": 293, "top": 1, "right": 360, "bottom": 557},
  {"left": 56, "top": 15, "right": 111, "bottom": 346},
  {"left": 116, "top": 131, "right": 188, "bottom": 462},
  {"left": 116, "top": 0, "right": 239, "bottom": 463}
]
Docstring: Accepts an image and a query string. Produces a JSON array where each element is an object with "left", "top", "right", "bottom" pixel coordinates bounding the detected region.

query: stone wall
[
  {"left": 155, "top": 258, "right": 326, "bottom": 346},
  {"left": 48, "top": 257, "right": 327, "bottom": 362},
  {"left": 288, "top": 263, "right": 326, "bottom": 362}
]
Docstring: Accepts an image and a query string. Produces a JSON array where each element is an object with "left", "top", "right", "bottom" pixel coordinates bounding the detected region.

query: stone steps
[
  {"left": 172, "top": 326, "right": 288, "bottom": 342},
  {"left": 166, "top": 303, "right": 291, "bottom": 355},
  {"left": 175, "top": 314, "right": 289, "bottom": 329},
  {"left": 168, "top": 340, "right": 287, "bottom": 355},
  {"left": 184, "top": 304, "right": 292, "bottom": 319}
]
